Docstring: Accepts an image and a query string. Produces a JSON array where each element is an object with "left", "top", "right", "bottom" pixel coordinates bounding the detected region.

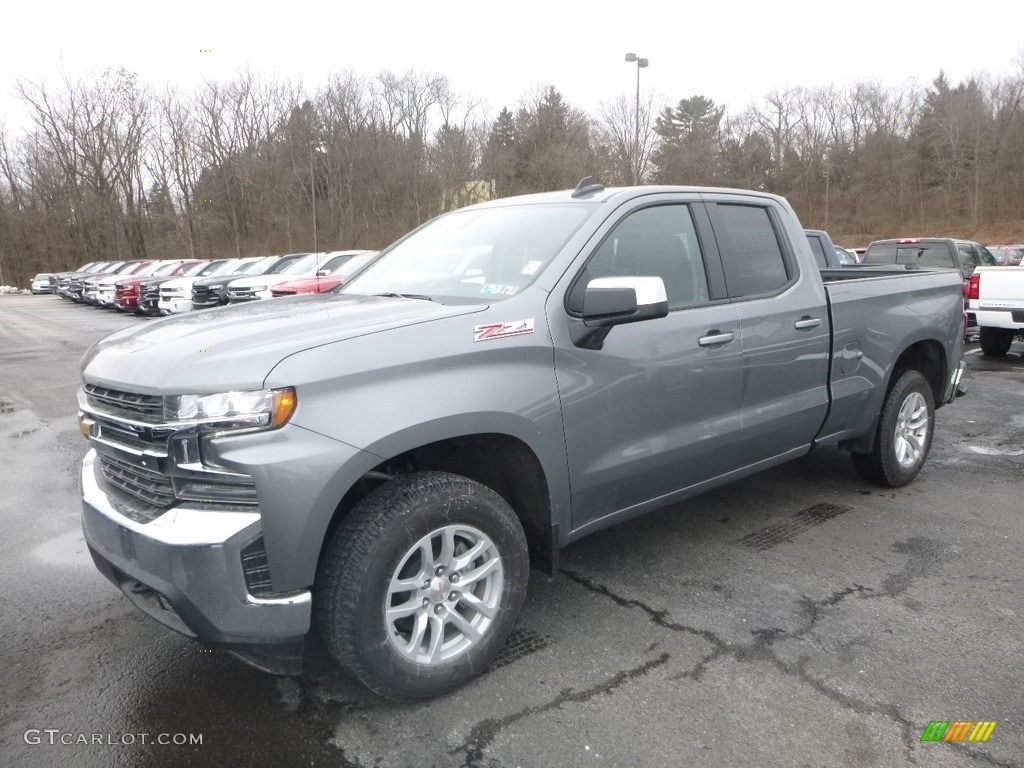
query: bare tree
[{"left": 596, "top": 92, "right": 657, "bottom": 184}]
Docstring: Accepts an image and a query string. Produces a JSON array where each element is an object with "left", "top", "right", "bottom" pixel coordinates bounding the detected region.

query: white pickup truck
[{"left": 968, "top": 268, "right": 1024, "bottom": 356}]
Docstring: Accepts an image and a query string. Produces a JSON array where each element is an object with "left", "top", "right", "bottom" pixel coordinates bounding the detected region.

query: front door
[{"left": 549, "top": 198, "right": 745, "bottom": 531}]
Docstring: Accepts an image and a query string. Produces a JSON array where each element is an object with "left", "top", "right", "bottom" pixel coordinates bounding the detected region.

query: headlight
[
  {"left": 167, "top": 388, "right": 296, "bottom": 432},
  {"left": 247, "top": 285, "right": 267, "bottom": 293}
]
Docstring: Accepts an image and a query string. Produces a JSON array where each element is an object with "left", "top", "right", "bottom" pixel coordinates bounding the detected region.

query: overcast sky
[{"left": 2, "top": 0, "right": 1021, "bottom": 132}]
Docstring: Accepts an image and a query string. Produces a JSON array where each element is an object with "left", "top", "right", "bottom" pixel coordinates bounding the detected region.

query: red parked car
[
  {"left": 114, "top": 260, "right": 202, "bottom": 311},
  {"left": 988, "top": 244, "right": 1024, "bottom": 267},
  {"left": 270, "top": 251, "right": 379, "bottom": 296}
]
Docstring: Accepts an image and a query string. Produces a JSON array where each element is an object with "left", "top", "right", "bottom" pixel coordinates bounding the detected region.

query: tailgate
[{"left": 973, "top": 267, "right": 1024, "bottom": 312}]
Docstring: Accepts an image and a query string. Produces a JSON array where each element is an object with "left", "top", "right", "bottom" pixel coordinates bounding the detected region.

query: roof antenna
[{"left": 572, "top": 176, "right": 605, "bottom": 198}]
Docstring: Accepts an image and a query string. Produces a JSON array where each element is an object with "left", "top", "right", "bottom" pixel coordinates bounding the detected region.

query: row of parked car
[
  {"left": 986, "top": 244, "right": 1024, "bottom": 266},
  {"left": 31, "top": 250, "right": 381, "bottom": 315}
]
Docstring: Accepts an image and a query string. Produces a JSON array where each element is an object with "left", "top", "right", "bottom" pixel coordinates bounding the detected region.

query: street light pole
[
  {"left": 309, "top": 141, "right": 318, "bottom": 254},
  {"left": 624, "top": 52, "right": 649, "bottom": 185}
]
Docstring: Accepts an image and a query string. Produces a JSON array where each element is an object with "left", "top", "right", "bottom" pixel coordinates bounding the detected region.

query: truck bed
[{"left": 815, "top": 268, "right": 965, "bottom": 446}]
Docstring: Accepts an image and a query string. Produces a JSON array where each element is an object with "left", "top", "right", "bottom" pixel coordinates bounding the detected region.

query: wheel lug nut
[
  {"left": 435, "top": 566, "right": 445, "bottom": 576},
  {"left": 422, "top": 597, "right": 429, "bottom": 607},
  {"left": 434, "top": 604, "right": 445, "bottom": 615},
  {"left": 423, "top": 580, "right": 430, "bottom": 588},
  {"left": 450, "top": 573, "right": 459, "bottom": 583},
  {"left": 449, "top": 591, "right": 458, "bottom": 601}
]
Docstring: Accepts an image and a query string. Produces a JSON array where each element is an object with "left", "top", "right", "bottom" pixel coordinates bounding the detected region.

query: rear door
[{"left": 704, "top": 196, "right": 831, "bottom": 465}]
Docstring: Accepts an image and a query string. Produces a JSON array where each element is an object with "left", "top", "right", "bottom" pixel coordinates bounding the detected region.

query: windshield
[
  {"left": 182, "top": 261, "right": 211, "bottom": 276},
  {"left": 342, "top": 204, "right": 592, "bottom": 303},
  {"left": 236, "top": 257, "right": 272, "bottom": 274},
  {"left": 334, "top": 252, "right": 378, "bottom": 277},
  {"left": 197, "top": 260, "right": 229, "bottom": 276},
  {"left": 279, "top": 254, "right": 321, "bottom": 275},
  {"left": 240, "top": 256, "right": 281, "bottom": 275},
  {"left": 150, "top": 262, "right": 180, "bottom": 276},
  {"left": 208, "top": 259, "right": 243, "bottom": 277},
  {"left": 137, "top": 262, "right": 168, "bottom": 277},
  {"left": 320, "top": 253, "right": 357, "bottom": 273}
]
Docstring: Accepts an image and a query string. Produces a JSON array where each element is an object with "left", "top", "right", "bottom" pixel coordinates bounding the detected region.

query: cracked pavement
[{"left": 1, "top": 295, "right": 1022, "bottom": 767}]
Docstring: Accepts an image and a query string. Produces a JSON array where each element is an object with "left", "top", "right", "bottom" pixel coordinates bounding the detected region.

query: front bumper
[
  {"left": 227, "top": 289, "right": 272, "bottom": 303},
  {"left": 81, "top": 450, "right": 311, "bottom": 673},
  {"left": 158, "top": 297, "right": 192, "bottom": 314}
]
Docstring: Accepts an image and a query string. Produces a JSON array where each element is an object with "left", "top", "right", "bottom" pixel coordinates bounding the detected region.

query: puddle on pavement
[
  {"left": 968, "top": 445, "right": 1024, "bottom": 457},
  {"left": 33, "top": 530, "right": 93, "bottom": 567}
]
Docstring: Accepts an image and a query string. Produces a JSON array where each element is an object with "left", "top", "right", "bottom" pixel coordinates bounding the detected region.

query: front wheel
[
  {"left": 316, "top": 471, "right": 529, "bottom": 700},
  {"left": 852, "top": 369, "right": 935, "bottom": 487}
]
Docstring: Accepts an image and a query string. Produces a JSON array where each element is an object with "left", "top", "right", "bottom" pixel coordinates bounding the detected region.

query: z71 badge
[{"left": 473, "top": 319, "right": 535, "bottom": 342}]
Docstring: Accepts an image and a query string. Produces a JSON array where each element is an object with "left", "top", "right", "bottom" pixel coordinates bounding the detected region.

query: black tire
[
  {"left": 315, "top": 471, "right": 529, "bottom": 701},
  {"left": 979, "top": 327, "right": 1013, "bottom": 357},
  {"left": 852, "top": 369, "right": 935, "bottom": 487}
]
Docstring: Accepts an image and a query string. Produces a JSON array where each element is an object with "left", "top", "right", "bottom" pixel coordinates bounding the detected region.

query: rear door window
[
  {"left": 709, "top": 204, "right": 793, "bottom": 298},
  {"left": 806, "top": 235, "right": 829, "bottom": 268}
]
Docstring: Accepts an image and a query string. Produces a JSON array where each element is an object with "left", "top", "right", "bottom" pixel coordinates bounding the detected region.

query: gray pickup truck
[{"left": 78, "top": 182, "right": 966, "bottom": 700}]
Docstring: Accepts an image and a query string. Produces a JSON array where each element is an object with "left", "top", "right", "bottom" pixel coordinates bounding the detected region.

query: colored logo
[
  {"left": 473, "top": 319, "right": 534, "bottom": 343},
  {"left": 920, "top": 721, "right": 997, "bottom": 742}
]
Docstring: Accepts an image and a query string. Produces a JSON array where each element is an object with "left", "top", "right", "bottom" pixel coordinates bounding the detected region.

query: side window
[
  {"left": 974, "top": 244, "right": 998, "bottom": 267},
  {"left": 712, "top": 204, "right": 791, "bottom": 298},
  {"left": 957, "top": 245, "right": 980, "bottom": 273},
  {"left": 806, "top": 235, "right": 828, "bottom": 268},
  {"left": 570, "top": 204, "right": 711, "bottom": 312}
]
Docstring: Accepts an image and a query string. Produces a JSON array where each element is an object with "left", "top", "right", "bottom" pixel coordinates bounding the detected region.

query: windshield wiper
[{"left": 371, "top": 292, "right": 435, "bottom": 302}]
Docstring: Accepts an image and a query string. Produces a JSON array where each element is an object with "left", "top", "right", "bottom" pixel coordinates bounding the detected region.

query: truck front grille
[
  {"left": 99, "top": 454, "right": 176, "bottom": 508},
  {"left": 86, "top": 384, "right": 164, "bottom": 422},
  {"left": 140, "top": 284, "right": 160, "bottom": 309},
  {"left": 191, "top": 285, "right": 223, "bottom": 307}
]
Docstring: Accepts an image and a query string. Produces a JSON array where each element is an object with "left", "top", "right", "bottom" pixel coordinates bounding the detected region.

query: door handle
[
  {"left": 794, "top": 317, "right": 822, "bottom": 330},
  {"left": 698, "top": 331, "right": 735, "bottom": 347}
]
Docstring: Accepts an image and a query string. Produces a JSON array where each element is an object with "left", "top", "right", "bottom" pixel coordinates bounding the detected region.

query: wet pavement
[{"left": 1, "top": 294, "right": 1022, "bottom": 768}]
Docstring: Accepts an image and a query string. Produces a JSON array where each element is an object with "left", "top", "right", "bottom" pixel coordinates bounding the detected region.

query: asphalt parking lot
[{"left": 1, "top": 293, "right": 1022, "bottom": 768}]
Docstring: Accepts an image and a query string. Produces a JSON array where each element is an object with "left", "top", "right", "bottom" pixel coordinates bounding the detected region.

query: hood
[
  {"left": 273, "top": 276, "right": 343, "bottom": 293},
  {"left": 117, "top": 274, "right": 156, "bottom": 287},
  {"left": 81, "top": 294, "right": 486, "bottom": 394},
  {"left": 160, "top": 276, "right": 199, "bottom": 290},
  {"left": 137, "top": 276, "right": 179, "bottom": 288},
  {"left": 227, "top": 274, "right": 304, "bottom": 289},
  {"left": 95, "top": 274, "right": 130, "bottom": 286},
  {"left": 194, "top": 274, "right": 245, "bottom": 288}
]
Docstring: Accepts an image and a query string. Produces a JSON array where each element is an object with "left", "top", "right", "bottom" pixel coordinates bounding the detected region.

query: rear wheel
[
  {"left": 852, "top": 369, "right": 935, "bottom": 487},
  {"left": 979, "top": 327, "right": 1013, "bottom": 357},
  {"left": 316, "top": 471, "right": 529, "bottom": 701}
]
